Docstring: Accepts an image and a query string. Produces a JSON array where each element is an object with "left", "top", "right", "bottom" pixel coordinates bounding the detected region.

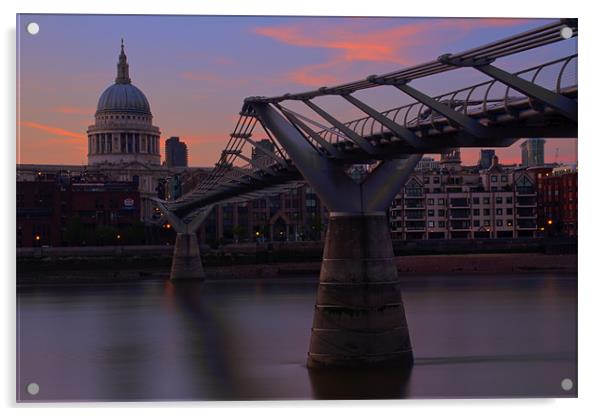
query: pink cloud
[
  {"left": 253, "top": 18, "right": 534, "bottom": 87},
  {"left": 19, "top": 121, "right": 86, "bottom": 140}
]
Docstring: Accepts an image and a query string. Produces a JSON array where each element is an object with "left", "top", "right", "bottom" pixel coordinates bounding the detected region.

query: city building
[
  {"left": 165, "top": 137, "right": 188, "bottom": 168},
  {"left": 200, "top": 185, "right": 329, "bottom": 245},
  {"left": 416, "top": 157, "right": 439, "bottom": 172},
  {"left": 539, "top": 164, "right": 578, "bottom": 236},
  {"left": 521, "top": 138, "right": 546, "bottom": 167},
  {"left": 18, "top": 42, "right": 211, "bottom": 224},
  {"left": 17, "top": 171, "right": 140, "bottom": 247},
  {"left": 390, "top": 155, "right": 539, "bottom": 239},
  {"left": 478, "top": 149, "right": 496, "bottom": 169}
]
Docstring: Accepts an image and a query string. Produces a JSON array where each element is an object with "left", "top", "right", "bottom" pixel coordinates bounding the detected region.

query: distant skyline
[{"left": 17, "top": 14, "right": 577, "bottom": 166}]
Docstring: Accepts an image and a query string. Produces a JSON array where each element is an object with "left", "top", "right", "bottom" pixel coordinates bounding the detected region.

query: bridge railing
[{"left": 315, "top": 54, "right": 577, "bottom": 145}]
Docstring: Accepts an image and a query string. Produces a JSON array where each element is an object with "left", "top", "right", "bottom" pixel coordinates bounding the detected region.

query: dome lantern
[{"left": 116, "top": 38, "right": 131, "bottom": 84}]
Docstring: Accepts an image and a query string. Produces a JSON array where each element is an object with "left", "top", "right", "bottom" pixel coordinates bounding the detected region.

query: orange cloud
[
  {"left": 20, "top": 121, "right": 86, "bottom": 139},
  {"left": 253, "top": 18, "right": 534, "bottom": 86}
]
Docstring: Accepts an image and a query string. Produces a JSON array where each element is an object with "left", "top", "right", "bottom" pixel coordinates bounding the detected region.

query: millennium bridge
[{"left": 155, "top": 19, "right": 578, "bottom": 369}]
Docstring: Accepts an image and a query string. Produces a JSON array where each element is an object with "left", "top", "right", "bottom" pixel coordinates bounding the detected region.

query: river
[{"left": 16, "top": 274, "right": 577, "bottom": 401}]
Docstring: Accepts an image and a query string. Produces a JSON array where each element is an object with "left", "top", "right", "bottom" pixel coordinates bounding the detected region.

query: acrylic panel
[{"left": 16, "top": 14, "right": 578, "bottom": 402}]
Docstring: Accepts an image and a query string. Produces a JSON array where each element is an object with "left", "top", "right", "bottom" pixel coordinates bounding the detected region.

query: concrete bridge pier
[
  {"left": 170, "top": 231, "right": 204, "bottom": 280},
  {"left": 307, "top": 211, "right": 413, "bottom": 368},
  {"left": 253, "top": 102, "right": 421, "bottom": 368},
  {"left": 154, "top": 200, "right": 212, "bottom": 281}
]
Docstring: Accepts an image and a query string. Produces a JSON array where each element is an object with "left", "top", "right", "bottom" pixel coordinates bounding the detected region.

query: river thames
[{"left": 17, "top": 274, "right": 577, "bottom": 401}]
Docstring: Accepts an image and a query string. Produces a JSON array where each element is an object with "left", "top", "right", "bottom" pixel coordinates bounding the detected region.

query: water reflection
[
  {"left": 309, "top": 367, "right": 412, "bottom": 400},
  {"left": 16, "top": 274, "right": 577, "bottom": 401}
]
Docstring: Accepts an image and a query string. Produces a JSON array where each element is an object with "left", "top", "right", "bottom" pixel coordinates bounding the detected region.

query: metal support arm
[
  {"left": 153, "top": 199, "right": 212, "bottom": 234},
  {"left": 342, "top": 93, "right": 426, "bottom": 149},
  {"left": 474, "top": 64, "right": 577, "bottom": 122},
  {"left": 303, "top": 99, "right": 378, "bottom": 155},
  {"left": 253, "top": 103, "right": 420, "bottom": 213}
]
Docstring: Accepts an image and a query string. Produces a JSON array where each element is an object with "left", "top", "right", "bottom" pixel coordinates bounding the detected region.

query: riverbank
[{"left": 16, "top": 252, "right": 577, "bottom": 284}]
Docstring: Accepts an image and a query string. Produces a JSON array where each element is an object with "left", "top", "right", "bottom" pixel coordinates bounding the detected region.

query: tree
[
  {"left": 94, "top": 225, "right": 118, "bottom": 246},
  {"left": 124, "top": 221, "right": 146, "bottom": 245},
  {"left": 232, "top": 225, "right": 246, "bottom": 243},
  {"left": 64, "top": 216, "right": 87, "bottom": 246}
]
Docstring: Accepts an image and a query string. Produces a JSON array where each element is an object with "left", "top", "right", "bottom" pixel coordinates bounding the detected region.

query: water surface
[{"left": 17, "top": 274, "right": 577, "bottom": 401}]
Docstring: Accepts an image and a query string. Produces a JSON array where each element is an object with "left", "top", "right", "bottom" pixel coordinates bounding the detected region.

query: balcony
[
  {"left": 516, "top": 208, "right": 537, "bottom": 218},
  {"left": 404, "top": 202, "right": 425, "bottom": 209},
  {"left": 516, "top": 187, "right": 536, "bottom": 196},
  {"left": 517, "top": 219, "right": 537, "bottom": 229},
  {"left": 405, "top": 220, "right": 426, "bottom": 231},
  {"left": 516, "top": 196, "right": 536, "bottom": 207},
  {"left": 450, "top": 220, "right": 471, "bottom": 230},
  {"left": 449, "top": 198, "right": 469, "bottom": 207},
  {"left": 449, "top": 209, "right": 471, "bottom": 219},
  {"left": 404, "top": 213, "right": 425, "bottom": 220},
  {"left": 404, "top": 189, "right": 424, "bottom": 198}
]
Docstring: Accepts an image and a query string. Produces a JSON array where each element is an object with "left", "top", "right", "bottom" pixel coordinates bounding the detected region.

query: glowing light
[
  {"left": 117, "top": 234, "right": 121, "bottom": 239},
  {"left": 34, "top": 235, "right": 40, "bottom": 241},
  {"left": 255, "top": 231, "right": 260, "bottom": 236},
  {"left": 547, "top": 219, "right": 553, "bottom": 225},
  {"left": 166, "top": 223, "right": 171, "bottom": 229}
]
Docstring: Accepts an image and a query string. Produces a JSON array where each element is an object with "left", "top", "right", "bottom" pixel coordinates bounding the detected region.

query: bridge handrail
[{"left": 314, "top": 54, "right": 577, "bottom": 145}]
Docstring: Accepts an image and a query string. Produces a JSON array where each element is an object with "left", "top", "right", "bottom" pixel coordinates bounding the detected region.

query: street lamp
[{"left": 547, "top": 219, "right": 553, "bottom": 225}]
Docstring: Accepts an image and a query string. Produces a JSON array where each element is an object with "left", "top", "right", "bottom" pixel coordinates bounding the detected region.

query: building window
[
  {"left": 438, "top": 221, "right": 446, "bottom": 228},
  {"left": 473, "top": 220, "right": 480, "bottom": 227},
  {"left": 427, "top": 198, "right": 434, "bottom": 205},
  {"left": 473, "top": 209, "right": 480, "bottom": 216},
  {"left": 423, "top": 177, "right": 430, "bottom": 184},
  {"left": 496, "top": 220, "right": 503, "bottom": 226},
  {"left": 506, "top": 208, "right": 513, "bottom": 215},
  {"left": 428, "top": 221, "right": 435, "bottom": 228},
  {"left": 501, "top": 175, "right": 508, "bottom": 182},
  {"left": 484, "top": 209, "right": 490, "bottom": 215},
  {"left": 473, "top": 197, "right": 480, "bottom": 204},
  {"left": 428, "top": 210, "right": 435, "bottom": 216},
  {"left": 496, "top": 208, "right": 503, "bottom": 215},
  {"left": 438, "top": 198, "right": 445, "bottom": 205},
  {"left": 491, "top": 176, "right": 498, "bottom": 182},
  {"left": 433, "top": 177, "right": 440, "bottom": 184},
  {"left": 438, "top": 209, "right": 445, "bottom": 216},
  {"left": 507, "top": 220, "right": 513, "bottom": 227},
  {"left": 496, "top": 197, "right": 503, "bottom": 204},
  {"left": 484, "top": 220, "right": 490, "bottom": 226},
  {"left": 506, "top": 196, "right": 513, "bottom": 204},
  {"left": 484, "top": 197, "right": 490, "bottom": 204}
]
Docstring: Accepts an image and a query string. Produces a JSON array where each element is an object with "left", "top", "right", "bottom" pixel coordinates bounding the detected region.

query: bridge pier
[
  {"left": 154, "top": 200, "right": 212, "bottom": 281},
  {"left": 307, "top": 212, "right": 413, "bottom": 368},
  {"left": 170, "top": 232, "right": 205, "bottom": 280},
  {"left": 253, "top": 102, "right": 420, "bottom": 369}
]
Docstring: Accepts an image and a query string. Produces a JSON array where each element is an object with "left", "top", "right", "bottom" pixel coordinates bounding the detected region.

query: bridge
[{"left": 155, "top": 19, "right": 578, "bottom": 369}]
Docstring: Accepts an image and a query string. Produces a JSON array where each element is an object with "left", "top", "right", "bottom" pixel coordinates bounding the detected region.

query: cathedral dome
[
  {"left": 87, "top": 40, "right": 161, "bottom": 167},
  {"left": 95, "top": 40, "right": 152, "bottom": 116},
  {"left": 96, "top": 83, "right": 151, "bottom": 114}
]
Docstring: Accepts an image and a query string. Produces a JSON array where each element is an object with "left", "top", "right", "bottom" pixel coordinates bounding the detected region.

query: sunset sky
[{"left": 17, "top": 14, "right": 577, "bottom": 167}]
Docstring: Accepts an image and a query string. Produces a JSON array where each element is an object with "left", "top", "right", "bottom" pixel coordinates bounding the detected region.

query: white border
[{"left": 2, "top": 1, "right": 599, "bottom": 414}]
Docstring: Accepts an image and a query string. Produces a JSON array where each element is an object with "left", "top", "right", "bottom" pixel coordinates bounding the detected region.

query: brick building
[
  {"left": 539, "top": 165, "right": 578, "bottom": 236},
  {"left": 17, "top": 172, "right": 140, "bottom": 247}
]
